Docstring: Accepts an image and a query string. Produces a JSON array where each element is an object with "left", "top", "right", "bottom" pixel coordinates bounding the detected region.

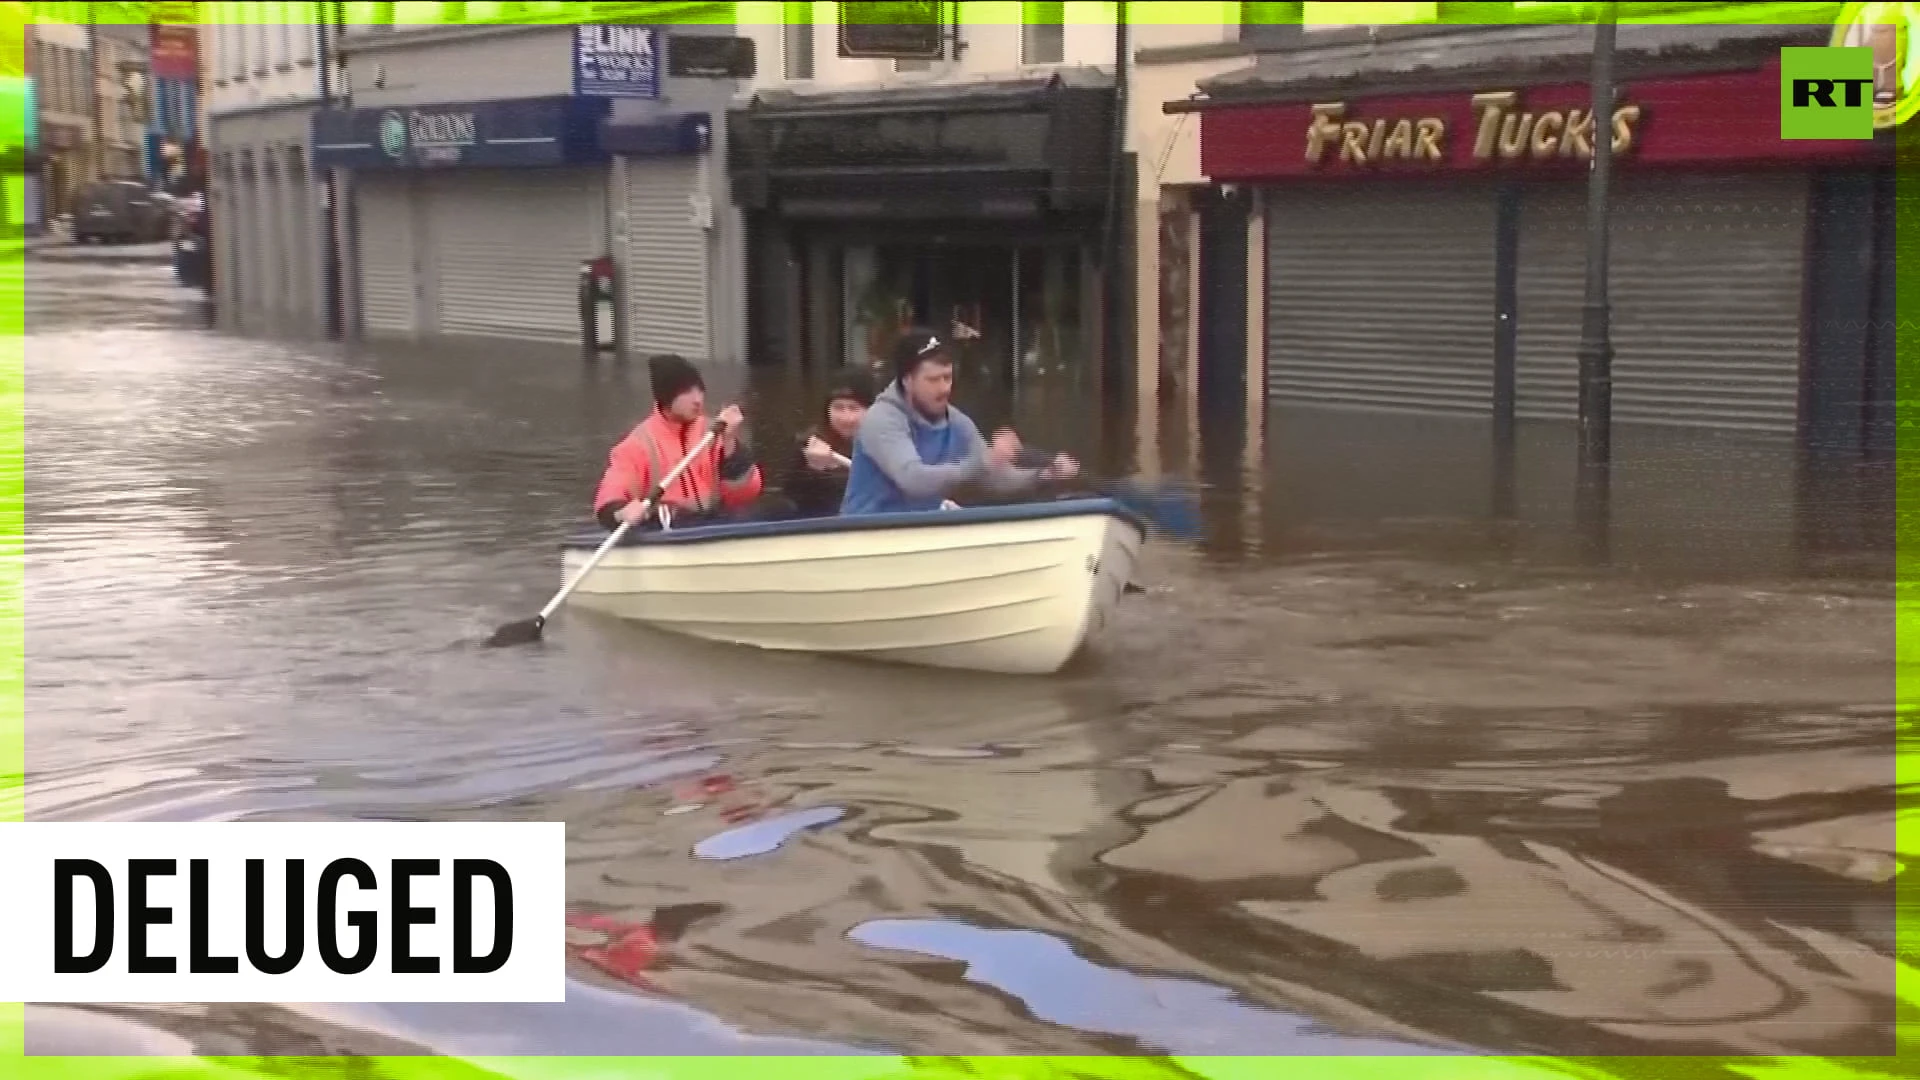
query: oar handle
[{"left": 537, "top": 419, "right": 727, "bottom": 622}]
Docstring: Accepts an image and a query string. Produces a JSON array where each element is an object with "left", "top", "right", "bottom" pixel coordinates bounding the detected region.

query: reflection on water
[
  {"left": 22, "top": 259, "right": 1901, "bottom": 1063},
  {"left": 848, "top": 918, "right": 1462, "bottom": 1056},
  {"left": 695, "top": 805, "right": 849, "bottom": 860}
]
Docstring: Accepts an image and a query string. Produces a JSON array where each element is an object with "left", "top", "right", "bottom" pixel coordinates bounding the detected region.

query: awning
[
  {"left": 1169, "top": 21, "right": 1829, "bottom": 113},
  {"left": 728, "top": 69, "right": 1119, "bottom": 219}
]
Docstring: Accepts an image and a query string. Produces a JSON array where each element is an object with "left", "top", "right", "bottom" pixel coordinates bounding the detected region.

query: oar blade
[
  {"left": 486, "top": 615, "right": 547, "bottom": 648},
  {"left": 1104, "top": 482, "right": 1204, "bottom": 543}
]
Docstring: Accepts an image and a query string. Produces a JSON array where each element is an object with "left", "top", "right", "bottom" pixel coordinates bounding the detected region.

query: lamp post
[
  {"left": 320, "top": 1, "right": 346, "bottom": 340},
  {"left": 1575, "top": 1, "right": 1618, "bottom": 561}
]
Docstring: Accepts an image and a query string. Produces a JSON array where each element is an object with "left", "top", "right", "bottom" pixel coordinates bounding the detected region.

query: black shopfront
[{"left": 728, "top": 72, "right": 1121, "bottom": 396}]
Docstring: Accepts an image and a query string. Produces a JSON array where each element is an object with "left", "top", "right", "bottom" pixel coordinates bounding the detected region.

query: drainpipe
[
  {"left": 1575, "top": 1, "right": 1617, "bottom": 560},
  {"left": 319, "top": 2, "right": 345, "bottom": 341},
  {"left": 1100, "top": 0, "right": 1128, "bottom": 403}
]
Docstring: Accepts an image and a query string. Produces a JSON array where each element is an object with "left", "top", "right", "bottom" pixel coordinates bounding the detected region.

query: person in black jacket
[{"left": 781, "top": 368, "right": 874, "bottom": 518}]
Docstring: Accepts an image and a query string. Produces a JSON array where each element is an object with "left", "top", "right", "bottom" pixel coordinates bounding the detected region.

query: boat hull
[{"left": 558, "top": 498, "right": 1145, "bottom": 675}]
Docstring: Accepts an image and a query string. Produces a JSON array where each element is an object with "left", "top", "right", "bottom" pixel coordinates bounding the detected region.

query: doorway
[{"left": 811, "top": 234, "right": 1092, "bottom": 393}]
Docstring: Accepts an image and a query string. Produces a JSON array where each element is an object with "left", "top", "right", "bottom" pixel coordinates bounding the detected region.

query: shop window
[
  {"left": 1021, "top": 1, "right": 1064, "bottom": 65},
  {"left": 1245, "top": 1, "right": 1463, "bottom": 45},
  {"left": 784, "top": 1, "right": 815, "bottom": 80}
]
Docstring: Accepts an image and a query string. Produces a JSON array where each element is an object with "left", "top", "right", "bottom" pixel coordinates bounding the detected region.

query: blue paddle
[
  {"left": 831, "top": 446, "right": 1202, "bottom": 542},
  {"left": 1011, "top": 449, "right": 1205, "bottom": 543}
]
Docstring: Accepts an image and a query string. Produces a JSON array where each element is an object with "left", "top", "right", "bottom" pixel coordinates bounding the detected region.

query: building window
[
  {"left": 33, "top": 43, "right": 51, "bottom": 111},
  {"left": 276, "top": 2, "right": 295, "bottom": 67},
  {"left": 298, "top": 1, "right": 318, "bottom": 63},
  {"left": 1020, "top": 1, "right": 1064, "bottom": 65},
  {"left": 783, "top": 1, "right": 814, "bottom": 79},
  {"left": 346, "top": 2, "right": 397, "bottom": 30},
  {"left": 1241, "top": 1, "right": 1304, "bottom": 45},
  {"left": 224, "top": 13, "right": 246, "bottom": 80},
  {"left": 45, "top": 44, "right": 61, "bottom": 112}
]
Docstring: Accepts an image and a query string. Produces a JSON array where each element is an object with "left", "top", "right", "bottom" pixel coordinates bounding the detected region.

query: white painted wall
[
  {"left": 343, "top": 27, "right": 577, "bottom": 107},
  {"left": 205, "top": 0, "right": 331, "bottom": 114},
  {"left": 1126, "top": 8, "right": 1249, "bottom": 474},
  {"left": 31, "top": 19, "right": 86, "bottom": 50}
]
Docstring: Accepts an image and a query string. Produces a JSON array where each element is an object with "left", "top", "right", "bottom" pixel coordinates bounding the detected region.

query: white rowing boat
[{"left": 557, "top": 497, "right": 1146, "bottom": 675}]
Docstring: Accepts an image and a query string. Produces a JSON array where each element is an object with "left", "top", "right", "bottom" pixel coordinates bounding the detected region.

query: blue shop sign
[
  {"left": 574, "top": 25, "right": 661, "bottom": 99},
  {"left": 601, "top": 112, "right": 712, "bottom": 156},
  {"left": 310, "top": 95, "right": 613, "bottom": 170}
]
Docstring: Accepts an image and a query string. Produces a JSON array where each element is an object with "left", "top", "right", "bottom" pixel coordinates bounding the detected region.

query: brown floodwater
[{"left": 21, "top": 257, "right": 1903, "bottom": 1064}]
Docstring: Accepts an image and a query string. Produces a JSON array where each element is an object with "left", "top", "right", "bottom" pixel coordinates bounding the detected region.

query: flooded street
[{"left": 22, "top": 260, "right": 1903, "bottom": 1065}]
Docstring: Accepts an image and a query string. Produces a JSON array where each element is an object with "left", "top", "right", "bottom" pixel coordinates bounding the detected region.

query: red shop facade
[{"left": 1193, "top": 57, "right": 1894, "bottom": 466}]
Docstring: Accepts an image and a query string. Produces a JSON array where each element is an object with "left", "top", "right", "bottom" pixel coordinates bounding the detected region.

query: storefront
[
  {"left": 605, "top": 112, "right": 719, "bottom": 362},
  {"left": 313, "top": 95, "right": 615, "bottom": 344},
  {"left": 728, "top": 71, "right": 1120, "bottom": 399},
  {"left": 1194, "top": 57, "right": 1892, "bottom": 459},
  {"left": 320, "top": 22, "right": 748, "bottom": 359}
]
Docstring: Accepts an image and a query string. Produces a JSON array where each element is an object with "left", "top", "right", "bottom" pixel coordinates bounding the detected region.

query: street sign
[
  {"left": 668, "top": 35, "right": 756, "bottom": 79},
  {"left": 837, "top": 1, "right": 943, "bottom": 59},
  {"left": 573, "top": 25, "right": 662, "bottom": 99}
]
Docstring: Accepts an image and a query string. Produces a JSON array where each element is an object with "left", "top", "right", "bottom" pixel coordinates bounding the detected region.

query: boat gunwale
[{"left": 557, "top": 496, "right": 1148, "bottom": 551}]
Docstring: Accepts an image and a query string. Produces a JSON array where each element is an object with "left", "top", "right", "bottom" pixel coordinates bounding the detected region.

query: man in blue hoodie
[{"left": 840, "top": 327, "right": 1080, "bottom": 516}]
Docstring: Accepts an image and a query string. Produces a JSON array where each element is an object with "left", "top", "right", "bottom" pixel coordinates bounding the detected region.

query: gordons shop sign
[
  {"left": 311, "top": 96, "right": 614, "bottom": 171},
  {"left": 1305, "top": 90, "right": 1643, "bottom": 166}
]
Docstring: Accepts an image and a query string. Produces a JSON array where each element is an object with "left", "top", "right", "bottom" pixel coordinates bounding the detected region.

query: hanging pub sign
[
  {"left": 668, "top": 34, "right": 757, "bottom": 79},
  {"left": 838, "top": 1, "right": 944, "bottom": 59}
]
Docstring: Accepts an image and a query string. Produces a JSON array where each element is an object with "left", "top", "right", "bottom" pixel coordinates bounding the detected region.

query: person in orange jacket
[{"left": 593, "top": 354, "right": 765, "bottom": 531}]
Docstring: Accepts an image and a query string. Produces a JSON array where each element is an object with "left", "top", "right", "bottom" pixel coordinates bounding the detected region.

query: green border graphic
[
  {"left": 1, "top": 2, "right": 1910, "bottom": 1079},
  {"left": 1833, "top": 1, "right": 1920, "bottom": 130}
]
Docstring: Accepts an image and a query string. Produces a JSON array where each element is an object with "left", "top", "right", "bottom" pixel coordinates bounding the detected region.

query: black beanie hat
[
  {"left": 890, "top": 327, "right": 950, "bottom": 385},
  {"left": 648, "top": 353, "right": 704, "bottom": 410},
  {"left": 824, "top": 366, "right": 875, "bottom": 409}
]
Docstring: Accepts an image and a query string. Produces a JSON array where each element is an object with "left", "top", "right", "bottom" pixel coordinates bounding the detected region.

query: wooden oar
[{"left": 486, "top": 419, "right": 726, "bottom": 648}]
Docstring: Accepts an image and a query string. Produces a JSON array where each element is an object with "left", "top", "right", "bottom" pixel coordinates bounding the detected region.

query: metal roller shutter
[
  {"left": 354, "top": 176, "right": 418, "bottom": 337},
  {"left": 425, "top": 169, "right": 608, "bottom": 343},
  {"left": 1513, "top": 182, "right": 1584, "bottom": 421},
  {"left": 624, "top": 157, "right": 710, "bottom": 360},
  {"left": 1516, "top": 171, "right": 1808, "bottom": 433},
  {"left": 1266, "top": 183, "right": 1499, "bottom": 415}
]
